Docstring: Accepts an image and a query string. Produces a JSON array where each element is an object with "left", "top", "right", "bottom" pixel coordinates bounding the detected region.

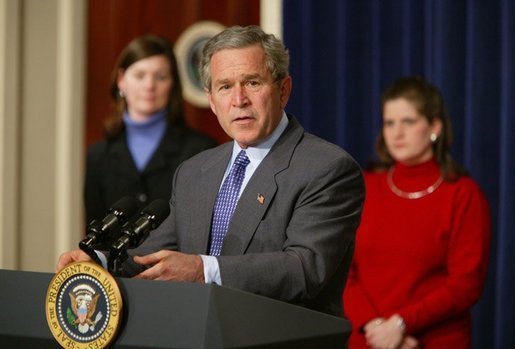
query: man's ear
[
  {"left": 279, "top": 76, "right": 292, "bottom": 109},
  {"left": 206, "top": 89, "right": 217, "bottom": 116}
]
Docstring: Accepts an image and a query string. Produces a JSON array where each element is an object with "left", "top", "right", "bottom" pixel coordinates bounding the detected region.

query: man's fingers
[
  {"left": 56, "top": 249, "right": 91, "bottom": 272},
  {"left": 134, "top": 263, "right": 164, "bottom": 280},
  {"left": 133, "top": 253, "right": 159, "bottom": 266},
  {"left": 133, "top": 250, "right": 172, "bottom": 266},
  {"left": 132, "top": 251, "right": 202, "bottom": 283}
]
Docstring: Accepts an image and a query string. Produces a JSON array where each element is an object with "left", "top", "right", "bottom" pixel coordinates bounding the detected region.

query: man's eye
[{"left": 247, "top": 80, "right": 260, "bottom": 87}]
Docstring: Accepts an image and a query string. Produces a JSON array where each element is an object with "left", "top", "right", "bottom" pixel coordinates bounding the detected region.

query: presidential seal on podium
[{"left": 45, "top": 261, "right": 122, "bottom": 349}]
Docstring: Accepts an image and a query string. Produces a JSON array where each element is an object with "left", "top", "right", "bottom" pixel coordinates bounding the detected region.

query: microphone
[
  {"left": 79, "top": 196, "right": 139, "bottom": 251},
  {"left": 109, "top": 199, "right": 170, "bottom": 262}
]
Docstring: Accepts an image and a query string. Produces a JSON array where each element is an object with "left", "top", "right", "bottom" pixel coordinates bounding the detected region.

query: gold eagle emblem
[{"left": 69, "top": 284, "right": 103, "bottom": 333}]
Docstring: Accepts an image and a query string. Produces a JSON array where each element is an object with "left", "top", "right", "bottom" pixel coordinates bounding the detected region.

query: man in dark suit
[{"left": 58, "top": 25, "right": 364, "bottom": 317}]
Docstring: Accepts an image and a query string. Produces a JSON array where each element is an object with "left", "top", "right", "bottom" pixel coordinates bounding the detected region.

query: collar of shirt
[{"left": 222, "top": 112, "right": 289, "bottom": 191}]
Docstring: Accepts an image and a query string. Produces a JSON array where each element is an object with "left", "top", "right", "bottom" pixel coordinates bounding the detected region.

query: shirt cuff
[
  {"left": 200, "top": 255, "right": 221, "bottom": 285},
  {"left": 95, "top": 250, "right": 108, "bottom": 269}
]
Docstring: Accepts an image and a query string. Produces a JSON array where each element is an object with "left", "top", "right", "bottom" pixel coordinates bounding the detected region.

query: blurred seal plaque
[{"left": 175, "top": 21, "right": 226, "bottom": 107}]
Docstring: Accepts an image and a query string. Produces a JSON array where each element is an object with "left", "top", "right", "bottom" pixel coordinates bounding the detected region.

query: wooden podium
[{"left": 0, "top": 269, "right": 351, "bottom": 348}]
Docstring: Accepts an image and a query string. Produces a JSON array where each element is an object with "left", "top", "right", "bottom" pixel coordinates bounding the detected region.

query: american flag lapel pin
[{"left": 257, "top": 194, "right": 265, "bottom": 205}]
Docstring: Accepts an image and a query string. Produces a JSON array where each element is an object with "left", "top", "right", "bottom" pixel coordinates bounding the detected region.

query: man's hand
[
  {"left": 133, "top": 250, "right": 204, "bottom": 283},
  {"left": 56, "top": 249, "right": 92, "bottom": 272}
]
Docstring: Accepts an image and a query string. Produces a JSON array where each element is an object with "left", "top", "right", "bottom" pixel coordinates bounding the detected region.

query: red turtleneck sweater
[{"left": 344, "top": 159, "right": 490, "bottom": 349}]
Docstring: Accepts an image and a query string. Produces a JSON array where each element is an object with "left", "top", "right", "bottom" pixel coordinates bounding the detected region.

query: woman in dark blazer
[{"left": 85, "top": 35, "right": 216, "bottom": 224}]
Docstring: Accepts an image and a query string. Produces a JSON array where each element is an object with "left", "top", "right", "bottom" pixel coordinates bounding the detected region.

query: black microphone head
[
  {"left": 110, "top": 199, "right": 170, "bottom": 257},
  {"left": 81, "top": 196, "right": 140, "bottom": 251},
  {"left": 141, "top": 199, "right": 170, "bottom": 229},
  {"left": 108, "top": 196, "right": 140, "bottom": 222}
]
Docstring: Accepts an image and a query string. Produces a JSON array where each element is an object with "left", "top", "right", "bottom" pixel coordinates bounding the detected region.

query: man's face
[{"left": 206, "top": 45, "right": 291, "bottom": 148}]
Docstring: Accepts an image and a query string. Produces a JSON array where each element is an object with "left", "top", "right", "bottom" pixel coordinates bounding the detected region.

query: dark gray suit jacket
[{"left": 126, "top": 116, "right": 365, "bottom": 316}]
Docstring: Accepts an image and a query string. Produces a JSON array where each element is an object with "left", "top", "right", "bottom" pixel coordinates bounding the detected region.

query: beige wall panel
[
  {"left": 19, "top": 0, "right": 58, "bottom": 271},
  {"left": 0, "top": 0, "right": 21, "bottom": 269}
]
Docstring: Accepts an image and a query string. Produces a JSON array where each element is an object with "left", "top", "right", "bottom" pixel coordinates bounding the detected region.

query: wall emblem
[{"left": 175, "top": 21, "right": 226, "bottom": 108}]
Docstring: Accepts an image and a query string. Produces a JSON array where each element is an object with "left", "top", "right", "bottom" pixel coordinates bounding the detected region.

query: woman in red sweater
[{"left": 344, "top": 77, "right": 490, "bottom": 349}]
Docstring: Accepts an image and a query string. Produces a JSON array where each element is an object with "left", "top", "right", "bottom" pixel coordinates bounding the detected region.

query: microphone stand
[
  {"left": 107, "top": 218, "right": 151, "bottom": 275},
  {"left": 79, "top": 220, "right": 104, "bottom": 266},
  {"left": 108, "top": 246, "right": 128, "bottom": 275},
  {"left": 80, "top": 245, "right": 103, "bottom": 266},
  {"left": 106, "top": 199, "right": 170, "bottom": 275}
]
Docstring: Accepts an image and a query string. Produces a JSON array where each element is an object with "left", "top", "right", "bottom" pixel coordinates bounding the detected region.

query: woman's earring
[
  {"left": 430, "top": 133, "right": 438, "bottom": 143},
  {"left": 118, "top": 89, "right": 125, "bottom": 98}
]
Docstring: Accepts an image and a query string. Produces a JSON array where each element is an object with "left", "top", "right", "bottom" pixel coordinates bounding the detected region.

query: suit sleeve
[{"left": 217, "top": 154, "right": 365, "bottom": 307}]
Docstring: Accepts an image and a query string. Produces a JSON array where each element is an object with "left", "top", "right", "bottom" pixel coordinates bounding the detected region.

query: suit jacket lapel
[
  {"left": 109, "top": 136, "right": 140, "bottom": 182},
  {"left": 221, "top": 117, "right": 304, "bottom": 255}
]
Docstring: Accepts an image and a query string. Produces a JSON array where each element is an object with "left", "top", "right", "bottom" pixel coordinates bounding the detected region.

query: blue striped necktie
[{"left": 209, "top": 150, "right": 250, "bottom": 256}]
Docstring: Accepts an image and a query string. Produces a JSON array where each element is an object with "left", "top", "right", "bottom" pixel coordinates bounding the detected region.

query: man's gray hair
[{"left": 199, "top": 25, "right": 289, "bottom": 91}]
